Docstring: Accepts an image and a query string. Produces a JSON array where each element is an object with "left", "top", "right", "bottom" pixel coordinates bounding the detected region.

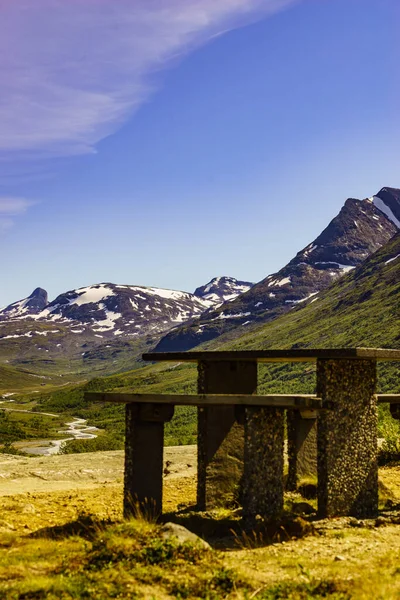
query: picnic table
[{"left": 86, "top": 347, "right": 400, "bottom": 522}]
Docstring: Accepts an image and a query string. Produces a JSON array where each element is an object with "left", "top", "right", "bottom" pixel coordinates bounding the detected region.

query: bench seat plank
[
  {"left": 143, "top": 348, "right": 400, "bottom": 363},
  {"left": 376, "top": 394, "right": 400, "bottom": 403}
]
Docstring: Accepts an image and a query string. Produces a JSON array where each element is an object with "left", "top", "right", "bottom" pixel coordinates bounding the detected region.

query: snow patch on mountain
[
  {"left": 194, "top": 276, "right": 253, "bottom": 306},
  {"left": 372, "top": 196, "right": 400, "bottom": 228},
  {"left": 68, "top": 285, "right": 115, "bottom": 306},
  {"left": 385, "top": 254, "right": 400, "bottom": 265}
]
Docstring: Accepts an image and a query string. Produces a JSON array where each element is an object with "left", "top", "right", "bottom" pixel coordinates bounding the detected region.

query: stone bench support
[
  {"left": 317, "top": 358, "right": 378, "bottom": 518},
  {"left": 243, "top": 406, "right": 284, "bottom": 522},
  {"left": 287, "top": 394, "right": 400, "bottom": 491}
]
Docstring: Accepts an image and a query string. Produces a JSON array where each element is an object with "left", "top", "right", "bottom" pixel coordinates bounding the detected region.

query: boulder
[{"left": 160, "top": 522, "right": 211, "bottom": 549}]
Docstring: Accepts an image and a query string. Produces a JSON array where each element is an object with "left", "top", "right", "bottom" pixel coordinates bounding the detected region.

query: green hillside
[
  {"left": 224, "top": 232, "right": 400, "bottom": 353},
  {"left": 0, "top": 364, "right": 58, "bottom": 393},
  {"left": 0, "top": 316, "right": 154, "bottom": 380}
]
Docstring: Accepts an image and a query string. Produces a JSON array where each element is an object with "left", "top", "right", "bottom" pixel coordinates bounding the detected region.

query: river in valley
[
  {"left": 0, "top": 397, "right": 98, "bottom": 456},
  {"left": 24, "top": 418, "right": 99, "bottom": 456}
]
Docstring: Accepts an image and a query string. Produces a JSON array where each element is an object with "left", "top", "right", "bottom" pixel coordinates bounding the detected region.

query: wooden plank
[
  {"left": 142, "top": 348, "right": 400, "bottom": 363},
  {"left": 85, "top": 392, "right": 325, "bottom": 409},
  {"left": 377, "top": 394, "right": 400, "bottom": 404}
]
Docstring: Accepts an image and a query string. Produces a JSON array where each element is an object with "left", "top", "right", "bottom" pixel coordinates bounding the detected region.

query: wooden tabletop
[
  {"left": 84, "top": 392, "right": 326, "bottom": 409},
  {"left": 143, "top": 348, "right": 400, "bottom": 363}
]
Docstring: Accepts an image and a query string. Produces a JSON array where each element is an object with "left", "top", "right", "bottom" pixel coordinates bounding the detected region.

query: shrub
[{"left": 60, "top": 434, "right": 123, "bottom": 454}]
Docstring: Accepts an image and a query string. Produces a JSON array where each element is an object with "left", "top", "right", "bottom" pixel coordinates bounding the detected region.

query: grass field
[{"left": 2, "top": 460, "right": 400, "bottom": 599}]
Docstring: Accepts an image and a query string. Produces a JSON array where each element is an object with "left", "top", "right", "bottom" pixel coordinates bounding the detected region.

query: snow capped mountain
[
  {"left": 0, "top": 288, "right": 48, "bottom": 319},
  {"left": 2, "top": 186, "right": 399, "bottom": 370},
  {"left": 194, "top": 276, "right": 253, "bottom": 306},
  {"left": 0, "top": 276, "right": 251, "bottom": 342},
  {"left": 154, "top": 187, "right": 400, "bottom": 352},
  {"left": 0, "top": 283, "right": 214, "bottom": 337},
  {"left": 0, "top": 277, "right": 252, "bottom": 373}
]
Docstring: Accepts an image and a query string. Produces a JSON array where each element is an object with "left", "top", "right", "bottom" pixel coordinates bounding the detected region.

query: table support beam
[
  {"left": 287, "top": 410, "right": 318, "bottom": 491},
  {"left": 124, "top": 403, "right": 174, "bottom": 519},
  {"left": 197, "top": 360, "right": 257, "bottom": 510},
  {"left": 317, "top": 358, "right": 378, "bottom": 518}
]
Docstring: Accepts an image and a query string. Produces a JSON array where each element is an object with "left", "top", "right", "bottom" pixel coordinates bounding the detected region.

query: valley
[{"left": 2, "top": 5, "right": 399, "bottom": 596}]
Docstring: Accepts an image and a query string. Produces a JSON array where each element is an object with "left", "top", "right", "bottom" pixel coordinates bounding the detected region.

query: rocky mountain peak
[
  {"left": 194, "top": 276, "right": 253, "bottom": 306},
  {"left": 0, "top": 287, "right": 48, "bottom": 320},
  {"left": 290, "top": 193, "right": 397, "bottom": 269},
  {"left": 31, "top": 282, "right": 215, "bottom": 337},
  {"left": 29, "top": 287, "right": 48, "bottom": 305},
  {"left": 154, "top": 187, "right": 400, "bottom": 353}
]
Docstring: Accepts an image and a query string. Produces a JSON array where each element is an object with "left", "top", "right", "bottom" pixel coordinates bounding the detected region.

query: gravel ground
[{"left": 0, "top": 445, "right": 197, "bottom": 496}]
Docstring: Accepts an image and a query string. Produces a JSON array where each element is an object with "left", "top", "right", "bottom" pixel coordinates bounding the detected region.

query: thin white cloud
[
  {"left": 0, "top": 197, "right": 33, "bottom": 215},
  {"left": 0, "top": 197, "right": 34, "bottom": 231},
  {"left": 0, "top": 0, "right": 298, "bottom": 160}
]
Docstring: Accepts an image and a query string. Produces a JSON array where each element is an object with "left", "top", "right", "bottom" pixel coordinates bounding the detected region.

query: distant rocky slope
[
  {"left": 154, "top": 187, "right": 400, "bottom": 352},
  {"left": 0, "top": 277, "right": 251, "bottom": 376},
  {"left": 227, "top": 230, "right": 400, "bottom": 353},
  {"left": 0, "top": 288, "right": 48, "bottom": 319},
  {"left": 194, "top": 276, "right": 253, "bottom": 305},
  {"left": 0, "top": 277, "right": 252, "bottom": 336},
  {"left": 0, "top": 277, "right": 252, "bottom": 374}
]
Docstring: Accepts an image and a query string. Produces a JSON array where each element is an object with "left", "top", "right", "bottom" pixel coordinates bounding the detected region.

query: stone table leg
[
  {"left": 124, "top": 403, "right": 174, "bottom": 519},
  {"left": 242, "top": 406, "right": 284, "bottom": 523},
  {"left": 317, "top": 359, "right": 378, "bottom": 518},
  {"left": 286, "top": 410, "right": 318, "bottom": 491},
  {"left": 197, "top": 360, "right": 257, "bottom": 510}
]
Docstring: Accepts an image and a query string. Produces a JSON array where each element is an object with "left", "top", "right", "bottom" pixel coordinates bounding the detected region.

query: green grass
[
  {"left": 0, "top": 364, "right": 54, "bottom": 392},
  {"left": 3, "top": 506, "right": 400, "bottom": 599},
  {"left": 0, "top": 410, "right": 67, "bottom": 445},
  {"left": 0, "top": 516, "right": 245, "bottom": 599}
]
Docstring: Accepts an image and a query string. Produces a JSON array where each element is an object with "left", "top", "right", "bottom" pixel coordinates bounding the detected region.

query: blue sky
[{"left": 1, "top": 0, "right": 399, "bottom": 307}]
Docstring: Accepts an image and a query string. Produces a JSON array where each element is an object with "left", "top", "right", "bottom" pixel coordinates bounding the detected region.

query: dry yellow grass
[{"left": 1, "top": 456, "right": 400, "bottom": 598}]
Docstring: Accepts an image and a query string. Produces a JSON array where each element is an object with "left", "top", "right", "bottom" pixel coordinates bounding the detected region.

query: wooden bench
[{"left": 85, "top": 347, "right": 400, "bottom": 522}]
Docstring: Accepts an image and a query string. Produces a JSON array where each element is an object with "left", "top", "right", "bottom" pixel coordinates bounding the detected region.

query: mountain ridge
[
  {"left": 1, "top": 186, "right": 399, "bottom": 377},
  {"left": 154, "top": 187, "right": 400, "bottom": 352},
  {"left": 0, "top": 277, "right": 252, "bottom": 375},
  {"left": 0, "top": 276, "right": 252, "bottom": 333}
]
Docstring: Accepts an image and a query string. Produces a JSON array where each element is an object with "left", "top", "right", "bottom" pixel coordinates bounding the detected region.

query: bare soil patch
[{"left": 0, "top": 445, "right": 196, "bottom": 496}]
